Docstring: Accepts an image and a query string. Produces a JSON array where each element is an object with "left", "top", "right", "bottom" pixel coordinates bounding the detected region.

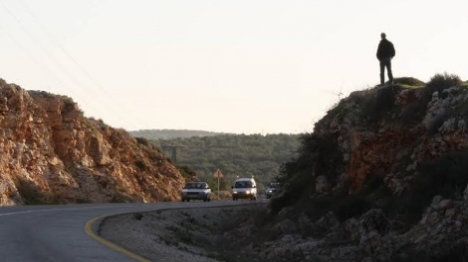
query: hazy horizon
[{"left": 1, "top": 1, "right": 467, "bottom": 134}]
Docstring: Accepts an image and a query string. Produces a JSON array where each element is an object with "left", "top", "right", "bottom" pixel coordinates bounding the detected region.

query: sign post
[{"left": 213, "top": 169, "right": 224, "bottom": 200}]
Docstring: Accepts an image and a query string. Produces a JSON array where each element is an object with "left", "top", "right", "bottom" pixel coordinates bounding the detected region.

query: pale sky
[{"left": 0, "top": 1, "right": 467, "bottom": 134}]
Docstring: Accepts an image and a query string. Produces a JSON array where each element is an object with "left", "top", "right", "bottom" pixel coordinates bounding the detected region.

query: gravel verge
[{"left": 99, "top": 203, "right": 267, "bottom": 262}]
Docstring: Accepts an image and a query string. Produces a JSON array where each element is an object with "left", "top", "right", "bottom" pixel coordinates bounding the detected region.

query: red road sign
[{"left": 213, "top": 169, "right": 224, "bottom": 178}]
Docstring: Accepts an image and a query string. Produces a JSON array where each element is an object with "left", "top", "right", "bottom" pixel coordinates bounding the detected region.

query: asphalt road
[{"left": 0, "top": 200, "right": 258, "bottom": 262}]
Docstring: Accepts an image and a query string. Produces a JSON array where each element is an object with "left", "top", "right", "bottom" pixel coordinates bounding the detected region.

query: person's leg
[
  {"left": 380, "top": 60, "right": 385, "bottom": 85},
  {"left": 386, "top": 58, "right": 393, "bottom": 84}
]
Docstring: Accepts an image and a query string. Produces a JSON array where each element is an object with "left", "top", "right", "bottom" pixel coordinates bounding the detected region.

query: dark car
[
  {"left": 181, "top": 182, "right": 211, "bottom": 202},
  {"left": 265, "top": 182, "right": 281, "bottom": 199}
]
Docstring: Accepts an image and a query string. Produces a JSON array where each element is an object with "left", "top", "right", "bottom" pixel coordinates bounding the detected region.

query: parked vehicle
[
  {"left": 232, "top": 178, "right": 257, "bottom": 200},
  {"left": 265, "top": 182, "right": 281, "bottom": 199},
  {"left": 181, "top": 182, "right": 211, "bottom": 202}
]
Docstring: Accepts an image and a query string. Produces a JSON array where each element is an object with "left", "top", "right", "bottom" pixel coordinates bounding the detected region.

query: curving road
[{"left": 0, "top": 201, "right": 256, "bottom": 262}]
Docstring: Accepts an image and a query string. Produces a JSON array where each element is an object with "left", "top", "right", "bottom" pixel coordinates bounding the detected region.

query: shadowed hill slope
[{"left": 260, "top": 74, "right": 468, "bottom": 261}]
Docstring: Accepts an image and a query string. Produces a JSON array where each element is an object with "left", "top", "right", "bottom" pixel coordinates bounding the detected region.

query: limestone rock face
[
  {"left": 0, "top": 79, "right": 185, "bottom": 205},
  {"left": 263, "top": 80, "right": 468, "bottom": 261}
]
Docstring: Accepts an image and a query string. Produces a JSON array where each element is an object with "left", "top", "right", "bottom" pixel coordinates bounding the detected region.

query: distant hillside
[
  {"left": 147, "top": 134, "right": 301, "bottom": 191},
  {"left": 130, "top": 129, "right": 230, "bottom": 140}
]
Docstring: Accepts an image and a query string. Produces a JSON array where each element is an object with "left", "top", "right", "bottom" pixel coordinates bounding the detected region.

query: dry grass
[{"left": 209, "top": 190, "right": 232, "bottom": 201}]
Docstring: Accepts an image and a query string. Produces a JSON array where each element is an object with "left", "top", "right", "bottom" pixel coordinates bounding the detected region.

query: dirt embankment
[{"left": 99, "top": 203, "right": 269, "bottom": 262}]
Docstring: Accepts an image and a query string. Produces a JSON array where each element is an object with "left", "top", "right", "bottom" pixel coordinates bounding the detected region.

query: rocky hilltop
[
  {"left": 259, "top": 74, "right": 468, "bottom": 261},
  {"left": 0, "top": 79, "right": 185, "bottom": 205}
]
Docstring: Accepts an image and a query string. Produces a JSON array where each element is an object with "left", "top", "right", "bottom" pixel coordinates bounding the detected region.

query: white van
[{"left": 232, "top": 177, "right": 257, "bottom": 200}]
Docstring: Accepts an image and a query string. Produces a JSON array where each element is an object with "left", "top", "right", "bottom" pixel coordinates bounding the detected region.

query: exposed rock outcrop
[
  {"left": 0, "top": 79, "right": 185, "bottom": 205},
  {"left": 263, "top": 76, "right": 468, "bottom": 261}
]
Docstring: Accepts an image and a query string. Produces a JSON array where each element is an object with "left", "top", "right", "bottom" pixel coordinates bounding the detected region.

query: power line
[
  {"left": 0, "top": 18, "right": 104, "bottom": 115},
  {"left": 18, "top": 0, "right": 114, "bottom": 98},
  {"left": 1, "top": 1, "right": 145, "bottom": 130},
  {"left": 17, "top": 0, "right": 148, "bottom": 130},
  {"left": 0, "top": 2, "right": 96, "bottom": 96}
]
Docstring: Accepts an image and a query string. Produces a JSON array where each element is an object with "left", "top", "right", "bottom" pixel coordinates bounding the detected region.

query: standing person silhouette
[{"left": 376, "top": 33, "right": 396, "bottom": 85}]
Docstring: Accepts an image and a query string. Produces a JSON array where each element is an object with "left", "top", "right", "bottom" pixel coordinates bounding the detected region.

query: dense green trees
[{"left": 135, "top": 133, "right": 301, "bottom": 192}]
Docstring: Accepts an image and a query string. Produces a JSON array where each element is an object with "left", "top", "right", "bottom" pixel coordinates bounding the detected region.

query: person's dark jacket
[{"left": 376, "top": 39, "right": 395, "bottom": 60}]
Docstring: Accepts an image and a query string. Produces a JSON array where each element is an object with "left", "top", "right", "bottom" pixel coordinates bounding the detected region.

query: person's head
[{"left": 381, "top": 33, "right": 386, "bottom": 39}]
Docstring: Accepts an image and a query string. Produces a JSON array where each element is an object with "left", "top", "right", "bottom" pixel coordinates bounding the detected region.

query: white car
[
  {"left": 181, "top": 182, "right": 211, "bottom": 202},
  {"left": 232, "top": 178, "right": 257, "bottom": 201}
]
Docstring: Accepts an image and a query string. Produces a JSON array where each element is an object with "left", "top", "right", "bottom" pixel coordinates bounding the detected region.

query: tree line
[{"left": 137, "top": 133, "right": 301, "bottom": 192}]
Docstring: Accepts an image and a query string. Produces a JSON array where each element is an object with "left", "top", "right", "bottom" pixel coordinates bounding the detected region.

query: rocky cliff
[
  {"left": 0, "top": 79, "right": 185, "bottom": 205},
  {"left": 262, "top": 74, "right": 468, "bottom": 261}
]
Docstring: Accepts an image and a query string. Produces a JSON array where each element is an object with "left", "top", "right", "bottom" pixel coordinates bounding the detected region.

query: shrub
[
  {"left": 416, "top": 150, "right": 468, "bottom": 199},
  {"left": 13, "top": 177, "right": 45, "bottom": 204},
  {"left": 176, "top": 165, "right": 197, "bottom": 180},
  {"left": 329, "top": 174, "right": 385, "bottom": 222},
  {"left": 13, "top": 177, "right": 62, "bottom": 205},
  {"left": 333, "top": 195, "right": 373, "bottom": 222},
  {"left": 388, "top": 150, "right": 468, "bottom": 227},
  {"left": 270, "top": 169, "right": 314, "bottom": 215},
  {"left": 76, "top": 198, "right": 91, "bottom": 203},
  {"left": 326, "top": 100, "right": 347, "bottom": 121},
  {"left": 272, "top": 133, "right": 343, "bottom": 215},
  {"left": 426, "top": 72, "right": 462, "bottom": 95},
  {"left": 274, "top": 173, "right": 385, "bottom": 223},
  {"left": 302, "top": 195, "right": 333, "bottom": 221},
  {"left": 400, "top": 73, "right": 462, "bottom": 126},
  {"left": 110, "top": 192, "right": 130, "bottom": 203},
  {"left": 135, "top": 137, "right": 149, "bottom": 146}
]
